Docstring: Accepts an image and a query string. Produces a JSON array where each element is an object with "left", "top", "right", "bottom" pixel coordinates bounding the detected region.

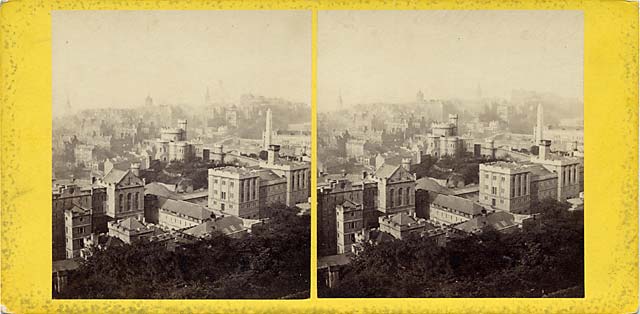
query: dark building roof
[
  {"left": 416, "top": 177, "right": 449, "bottom": 194},
  {"left": 102, "top": 169, "right": 128, "bottom": 184},
  {"left": 374, "top": 164, "right": 400, "bottom": 179},
  {"left": 145, "top": 182, "right": 177, "bottom": 198},
  {"left": 318, "top": 254, "right": 352, "bottom": 269},
  {"left": 184, "top": 216, "right": 247, "bottom": 238},
  {"left": 431, "top": 193, "right": 483, "bottom": 216},
  {"left": 454, "top": 211, "right": 517, "bottom": 234},
  {"left": 52, "top": 259, "right": 80, "bottom": 273},
  {"left": 67, "top": 204, "right": 91, "bottom": 216},
  {"left": 158, "top": 197, "right": 215, "bottom": 221},
  {"left": 527, "top": 164, "right": 557, "bottom": 181}
]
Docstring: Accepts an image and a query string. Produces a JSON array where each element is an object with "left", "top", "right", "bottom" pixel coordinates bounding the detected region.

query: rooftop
[
  {"left": 482, "top": 161, "right": 531, "bottom": 170},
  {"left": 431, "top": 193, "right": 484, "bottom": 216},
  {"left": 183, "top": 216, "right": 246, "bottom": 238},
  {"left": 318, "top": 254, "right": 352, "bottom": 269},
  {"left": 66, "top": 204, "right": 91, "bottom": 216},
  {"left": 454, "top": 211, "right": 517, "bottom": 234},
  {"left": 158, "top": 197, "right": 218, "bottom": 221},
  {"left": 374, "top": 164, "right": 400, "bottom": 179},
  {"left": 103, "top": 168, "right": 129, "bottom": 184}
]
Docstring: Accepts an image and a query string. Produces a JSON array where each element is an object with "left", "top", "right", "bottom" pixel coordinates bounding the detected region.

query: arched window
[
  {"left": 133, "top": 192, "right": 139, "bottom": 210},
  {"left": 389, "top": 189, "right": 395, "bottom": 207},
  {"left": 397, "top": 187, "right": 403, "bottom": 206},
  {"left": 406, "top": 187, "right": 411, "bottom": 205},
  {"left": 126, "top": 193, "right": 132, "bottom": 211},
  {"left": 118, "top": 194, "right": 123, "bottom": 212}
]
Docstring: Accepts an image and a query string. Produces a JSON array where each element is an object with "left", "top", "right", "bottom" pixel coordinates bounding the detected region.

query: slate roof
[
  {"left": 527, "top": 164, "right": 557, "bottom": 181},
  {"left": 317, "top": 254, "right": 352, "bottom": 269},
  {"left": 339, "top": 199, "right": 360, "bottom": 209},
  {"left": 145, "top": 182, "right": 177, "bottom": 198},
  {"left": 454, "top": 211, "right": 517, "bottom": 234},
  {"left": 103, "top": 169, "right": 128, "bottom": 184},
  {"left": 67, "top": 204, "right": 91, "bottom": 216},
  {"left": 374, "top": 164, "right": 399, "bottom": 179},
  {"left": 256, "top": 169, "right": 285, "bottom": 183},
  {"left": 416, "top": 177, "right": 449, "bottom": 194},
  {"left": 183, "top": 216, "right": 246, "bottom": 237},
  {"left": 118, "top": 217, "right": 146, "bottom": 230},
  {"left": 52, "top": 259, "right": 80, "bottom": 273},
  {"left": 370, "top": 230, "right": 396, "bottom": 244},
  {"left": 158, "top": 197, "right": 215, "bottom": 221},
  {"left": 431, "top": 193, "right": 483, "bottom": 216},
  {"left": 390, "top": 212, "right": 418, "bottom": 226}
]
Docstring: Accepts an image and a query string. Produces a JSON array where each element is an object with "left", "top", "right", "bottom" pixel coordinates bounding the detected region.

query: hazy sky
[
  {"left": 53, "top": 10, "right": 311, "bottom": 115},
  {"left": 319, "top": 10, "right": 583, "bottom": 111}
]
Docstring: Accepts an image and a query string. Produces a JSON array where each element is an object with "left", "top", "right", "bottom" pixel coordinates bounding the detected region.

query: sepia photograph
[
  {"left": 51, "top": 10, "right": 311, "bottom": 299},
  {"left": 316, "top": 10, "right": 585, "bottom": 298}
]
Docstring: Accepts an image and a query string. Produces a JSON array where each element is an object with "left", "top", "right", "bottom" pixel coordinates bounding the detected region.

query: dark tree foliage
[
  {"left": 412, "top": 155, "right": 506, "bottom": 184},
  {"left": 320, "top": 206, "right": 583, "bottom": 298},
  {"left": 140, "top": 159, "right": 233, "bottom": 190},
  {"left": 59, "top": 206, "right": 310, "bottom": 299}
]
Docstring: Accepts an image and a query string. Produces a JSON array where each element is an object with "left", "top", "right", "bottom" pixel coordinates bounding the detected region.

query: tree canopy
[
  {"left": 58, "top": 205, "right": 310, "bottom": 299},
  {"left": 320, "top": 206, "right": 583, "bottom": 298}
]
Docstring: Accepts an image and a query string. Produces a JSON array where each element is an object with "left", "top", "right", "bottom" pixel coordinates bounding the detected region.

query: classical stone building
[
  {"left": 208, "top": 145, "right": 310, "bottom": 219},
  {"left": 208, "top": 166, "right": 261, "bottom": 219},
  {"left": 259, "top": 145, "right": 310, "bottom": 207},
  {"left": 372, "top": 159, "right": 416, "bottom": 215},
  {"left": 479, "top": 161, "right": 532, "bottom": 213},
  {"left": 101, "top": 167, "right": 145, "bottom": 220},
  {"left": 479, "top": 140, "right": 582, "bottom": 213}
]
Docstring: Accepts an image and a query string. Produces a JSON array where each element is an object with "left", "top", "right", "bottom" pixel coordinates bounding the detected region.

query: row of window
[
  {"left": 388, "top": 187, "right": 413, "bottom": 208},
  {"left": 65, "top": 226, "right": 87, "bottom": 236},
  {"left": 118, "top": 192, "right": 141, "bottom": 212}
]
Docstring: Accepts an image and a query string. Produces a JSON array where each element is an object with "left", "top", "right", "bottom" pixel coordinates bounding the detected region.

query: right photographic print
[{"left": 316, "top": 10, "right": 584, "bottom": 298}]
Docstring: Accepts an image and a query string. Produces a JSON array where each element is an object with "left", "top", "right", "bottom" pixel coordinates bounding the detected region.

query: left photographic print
[{"left": 51, "top": 10, "right": 311, "bottom": 299}]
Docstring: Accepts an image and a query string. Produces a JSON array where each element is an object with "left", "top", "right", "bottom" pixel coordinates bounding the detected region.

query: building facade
[
  {"left": 208, "top": 167, "right": 261, "bottom": 219},
  {"left": 102, "top": 168, "right": 145, "bottom": 220},
  {"left": 64, "top": 205, "right": 92, "bottom": 259},
  {"left": 336, "top": 200, "right": 364, "bottom": 254},
  {"left": 373, "top": 160, "right": 416, "bottom": 215},
  {"left": 479, "top": 162, "right": 532, "bottom": 214}
]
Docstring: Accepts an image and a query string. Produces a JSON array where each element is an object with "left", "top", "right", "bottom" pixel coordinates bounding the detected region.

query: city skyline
[
  {"left": 52, "top": 10, "right": 311, "bottom": 116},
  {"left": 318, "top": 10, "right": 583, "bottom": 111}
]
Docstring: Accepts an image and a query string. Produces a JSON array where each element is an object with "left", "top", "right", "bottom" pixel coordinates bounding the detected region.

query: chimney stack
[
  {"left": 267, "top": 144, "right": 280, "bottom": 164},
  {"left": 401, "top": 158, "right": 412, "bottom": 171},
  {"left": 539, "top": 140, "right": 551, "bottom": 160},
  {"left": 130, "top": 163, "right": 141, "bottom": 177}
]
